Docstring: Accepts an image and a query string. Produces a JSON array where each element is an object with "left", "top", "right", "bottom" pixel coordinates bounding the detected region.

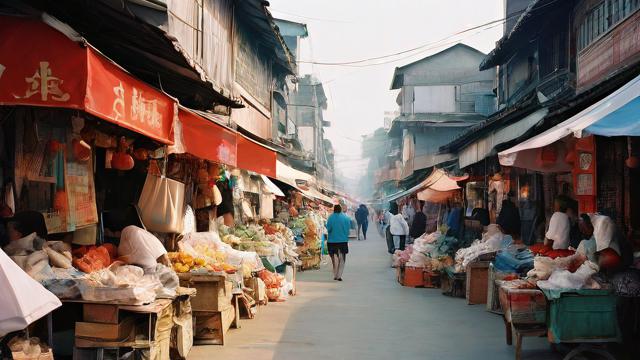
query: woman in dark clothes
[{"left": 409, "top": 201, "right": 427, "bottom": 239}]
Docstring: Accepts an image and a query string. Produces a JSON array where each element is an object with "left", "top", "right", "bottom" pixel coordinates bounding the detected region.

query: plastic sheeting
[
  {"left": 0, "top": 249, "right": 61, "bottom": 336},
  {"left": 499, "top": 73, "right": 640, "bottom": 168}
]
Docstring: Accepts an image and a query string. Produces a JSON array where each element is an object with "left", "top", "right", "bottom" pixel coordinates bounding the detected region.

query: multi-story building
[{"left": 383, "top": 44, "right": 496, "bottom": 191}]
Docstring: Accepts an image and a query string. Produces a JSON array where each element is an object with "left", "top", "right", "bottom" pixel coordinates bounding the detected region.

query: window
[
  {"left": 578, "top": 0, "right": 640, "bottom": 50},
  {"left": 193, "top": 0, "right": 204, "bottom": 60}
]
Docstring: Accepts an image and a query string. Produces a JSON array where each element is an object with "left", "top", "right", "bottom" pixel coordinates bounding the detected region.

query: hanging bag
[{"left": 137, "top": 173, "right": 185, "bottom": 233}]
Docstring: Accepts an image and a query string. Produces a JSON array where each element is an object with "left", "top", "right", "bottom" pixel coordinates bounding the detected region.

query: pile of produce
[
  {"left": 529, "top": 243, "right": 576, "bottom": 259},
  {"left": 219, "top": 224, "right": 278, "bottom": 257},
  {"left": 291, "top": 215, "right": 321, "bottom": 258},
  {"left": 178, "top": 231, "right": 262, "bottom": 278},
  {"left": 72, "top": 244, "right": 117, "bottom": 273},
  {"left": 262, "top": 222, "right": 299, "bottom": 264},
  {"left": 257, "top": 269, "right": 292, "bottom": 302}
]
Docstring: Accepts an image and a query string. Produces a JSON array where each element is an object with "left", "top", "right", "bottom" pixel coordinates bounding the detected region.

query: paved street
[{"left": 189, "top": 228, "right": 559, "bottom": 360}]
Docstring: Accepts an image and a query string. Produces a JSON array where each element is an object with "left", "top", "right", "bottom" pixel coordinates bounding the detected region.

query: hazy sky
[{"left": 269, "top": 0, "right": 505, "bottom": 178}]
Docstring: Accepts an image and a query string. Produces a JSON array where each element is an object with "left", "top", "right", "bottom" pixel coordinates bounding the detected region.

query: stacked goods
[
  {"left": 219, "top": 223, "right": 297, "bottom": 268},
  {"left": 257, "top": 269, "right": 292, "bottom": 302},
  {"left": 168, "top": 252, "right": 236, "bottom": 274},
  {"left": 262, "top": 222, "right": 299, "bottom": 264},
  {"left": 290, "top": 214, "right": 323, "bottom": 270},
  {"left": 398, "top": 231, "right": 456, "bottom": 272},
  {"left": 454, "top": 225, "right": 512, "bottom": 273},
  {"left": 178, "top": 232, "right": 262, "bottom": 279}
]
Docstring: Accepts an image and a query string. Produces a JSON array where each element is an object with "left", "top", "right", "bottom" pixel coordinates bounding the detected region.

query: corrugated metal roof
[
  {"left": 479, "top": 0, "right": 564, "bottom": 70},
  {"left": 237, "top": 0, "right": 296, "bottom": 75}
]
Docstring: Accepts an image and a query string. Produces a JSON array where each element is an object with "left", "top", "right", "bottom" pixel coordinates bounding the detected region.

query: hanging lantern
[{"left": 111, "top": 137, "right": 134, "bottom": 171}]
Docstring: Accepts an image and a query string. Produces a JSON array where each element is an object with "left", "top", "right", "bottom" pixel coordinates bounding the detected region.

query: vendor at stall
[
  {"left": 5, "top": 211, "right": 48, "bottom": 243},
  {"left": 544, "top": 196, "right": 571, "bottom": 250},
  {"left": 576, "top": 214, "right": 597, "bottom": 262},
  {"left": 496, "top": 192, "right": 520, "bottom": 240}
]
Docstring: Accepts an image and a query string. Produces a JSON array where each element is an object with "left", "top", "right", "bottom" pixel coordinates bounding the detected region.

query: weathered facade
[{"left": 385, "top": 44, "right": 496, "bottom": 187}]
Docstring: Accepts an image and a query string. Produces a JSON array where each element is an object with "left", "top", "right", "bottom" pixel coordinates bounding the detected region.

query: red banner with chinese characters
[
  {"left": 0, "top": 16, "right": 87, "bottom": 109},
  {"left": 0, "top": 16, "right": 175, "bottom": 144},
  {"left": 179, "top": 108, "right": 237, "bottom": 167},
  {"left": 237, "top": 134, "right": 277, "bottom": 178}
]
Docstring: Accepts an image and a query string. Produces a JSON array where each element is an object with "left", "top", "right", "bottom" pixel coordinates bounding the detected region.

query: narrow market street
[{"left": 190, "top": 229, "right": 559, "bottom": 360}]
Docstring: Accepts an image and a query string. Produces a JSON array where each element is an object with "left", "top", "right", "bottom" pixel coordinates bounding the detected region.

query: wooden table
[{"left": 62, "top": 297, "right": 184, "bottom": 360}]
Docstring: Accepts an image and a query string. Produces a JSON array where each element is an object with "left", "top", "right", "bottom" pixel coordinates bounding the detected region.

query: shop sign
[{"left": 0, "top": 16, "right": 175, "bottom": 144}]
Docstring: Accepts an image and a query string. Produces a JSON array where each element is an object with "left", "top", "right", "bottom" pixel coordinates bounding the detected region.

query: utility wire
[{"left": 296, "top": 0, "right": 561, "bottom": 66}]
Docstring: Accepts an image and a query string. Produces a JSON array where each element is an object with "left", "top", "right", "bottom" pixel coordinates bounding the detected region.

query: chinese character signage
[{"left": 0, "top": 16, "right": 174, "bottom": 144}]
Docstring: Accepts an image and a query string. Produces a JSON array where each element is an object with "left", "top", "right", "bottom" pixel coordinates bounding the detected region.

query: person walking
[
  {"left": 355, "top": 204, "right": 369, "bottom": 240},
  {"left": 389, "top": 202, "right": 410, "bottom": 251},
  {"left": 326, "top": 204, "right": 351, "bottom": 281}
]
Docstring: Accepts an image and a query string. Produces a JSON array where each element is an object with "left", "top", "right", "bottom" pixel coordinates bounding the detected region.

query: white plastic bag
[{"left": 118, "top": 226, "right": 167, "bottom": 270}]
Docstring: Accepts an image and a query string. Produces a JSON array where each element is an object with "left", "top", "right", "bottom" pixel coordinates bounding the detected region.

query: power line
[
  {"left": 298, "top": 18, "right": 505, "bottom": 66},
  {"left": 296, "top": 0, "right": 561, "bottom": 67},
  {"left": 270, "top": 9, "right": 352, "bottom": 23}
]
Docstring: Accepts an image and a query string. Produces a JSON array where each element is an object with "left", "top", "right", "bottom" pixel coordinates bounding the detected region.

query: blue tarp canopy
[{"left": 500, "top": 73, "right": 640, "bottom": 169}]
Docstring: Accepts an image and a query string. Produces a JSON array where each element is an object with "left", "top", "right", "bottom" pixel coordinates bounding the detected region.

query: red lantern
[
  {"left": 111, "top": 152, "right": 134, "bottom": 170},
  {"left": 625, "top": 156, "right": 639, "bottom": 169},
  {"left": 111, "top": 137, "right": 135, "bottom": 171}
]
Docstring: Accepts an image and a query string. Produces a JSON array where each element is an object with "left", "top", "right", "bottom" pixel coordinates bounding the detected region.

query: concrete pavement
[{"left": 188, "top": 228, "right": 559, "bottom": 360}]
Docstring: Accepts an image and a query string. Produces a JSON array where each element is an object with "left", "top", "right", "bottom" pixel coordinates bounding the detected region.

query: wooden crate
[
  {"left": 423, "top": 271, "right": 441, "bottom": 288},
  {"left": 466, "top": 261, "right": 490, "bottom": 305},
  {"left": 193, "top": 306, "right": 235, "bottom": 345},
  {"left": 442, "top": 270, "right": 466, "bottom": 298},
  {"left": 178, "top": 273, "right": 232, "bottom": 312},
  {"left": 75, "top": 317, "right": 135, "bottom": 341}
]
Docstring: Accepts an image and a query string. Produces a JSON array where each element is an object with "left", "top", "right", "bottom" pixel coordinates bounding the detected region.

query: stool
[{"left": 512, "top": 324, "right": 547, "bottom": 360}]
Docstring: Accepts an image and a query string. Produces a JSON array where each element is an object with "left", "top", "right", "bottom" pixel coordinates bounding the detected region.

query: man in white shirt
[
  {"left": 390, "top": 204, "right": 410, "bottom": 251},
  {"left": 545, "top": 196, "right": 571, "bottom": 249}
]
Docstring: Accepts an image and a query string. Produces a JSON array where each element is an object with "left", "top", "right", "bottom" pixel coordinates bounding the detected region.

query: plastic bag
[
  {"left": 537, "top": 261, "right": 599, "bottom": 290},
  {"left": 138, "top": 173, "right": 185, "bottom": 233},
  {"left": 118, "top": 226, "right": 167, "bottom": 270}
]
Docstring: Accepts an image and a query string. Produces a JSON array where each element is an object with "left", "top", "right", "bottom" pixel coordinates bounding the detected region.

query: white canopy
[
  {"left": 274, "top": 160, "right": 334, "bottom": 204},
  {"left": 386, "top": 168, "right": 462, "bottom": 203},
  {"left": 261, "top": 175, "right": 285, "bottom": 197},
  {"left": 0, "top": 249, "right": 61, "bottom": 336},
  {"left": 499, "top": 73, "right": 640, "bottom": 169},
  {"left": 276, "top": 160, "right": 313, "bottom": 184}
]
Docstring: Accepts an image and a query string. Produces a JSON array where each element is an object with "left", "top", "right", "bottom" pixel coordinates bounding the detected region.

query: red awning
[
  {"left": 237, "top": 135, "right": 276, "bottom": 178},
  {"left": 0, "top": 16, "right": 175, "bottom": 144},
  {"left": 178, "top": 108, "right": 237, "bottom": 166}
]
